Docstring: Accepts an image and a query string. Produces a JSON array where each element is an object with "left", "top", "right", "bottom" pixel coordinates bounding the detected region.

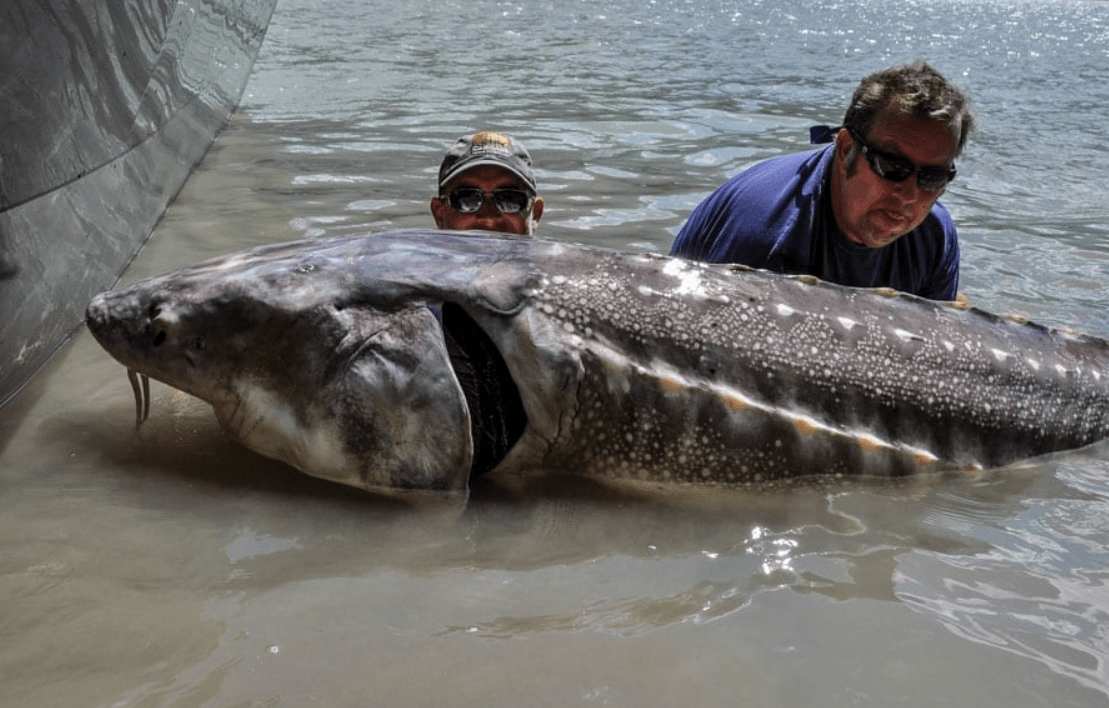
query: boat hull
[{"left": 0, "top": 0, "right": 277, "bottom": 407}]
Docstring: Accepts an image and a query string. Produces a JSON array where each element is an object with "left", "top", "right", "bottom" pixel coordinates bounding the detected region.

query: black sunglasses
[
  {"left": 442, "top": 187, "right": 533, "bottom": 214},
  {"left": 848, "top": 128, "right": 956, "bottom": 192}
]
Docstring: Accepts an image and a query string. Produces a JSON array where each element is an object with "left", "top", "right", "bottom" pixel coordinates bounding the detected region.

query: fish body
[{"left": 85, "top": 230, "right": 1109, "bottom": 496}]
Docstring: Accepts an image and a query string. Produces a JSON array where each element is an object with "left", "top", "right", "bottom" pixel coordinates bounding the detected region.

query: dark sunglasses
[
  {"left": 442, "top": 187, "right": 533, "bottom": 214},
  {"left": 848, "top": 128, "right": 956, "bottom": 192}
]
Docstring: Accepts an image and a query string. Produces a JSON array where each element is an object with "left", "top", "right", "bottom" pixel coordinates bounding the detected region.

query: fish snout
[
  {"left": 85, "top": 292, "right": 178, "bottom": 353},
  {"left": 84, "top": 292, "right": 117, "bottom": 341}
]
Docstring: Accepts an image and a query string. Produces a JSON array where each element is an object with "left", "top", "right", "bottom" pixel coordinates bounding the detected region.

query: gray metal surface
[{"left": 0, "top": 0, "right": 277, "bottom": 407}]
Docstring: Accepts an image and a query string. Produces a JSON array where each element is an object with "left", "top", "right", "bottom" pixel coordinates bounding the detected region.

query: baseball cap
[{"left": 437, "top": 132, "right": 536, "bottom": 194}]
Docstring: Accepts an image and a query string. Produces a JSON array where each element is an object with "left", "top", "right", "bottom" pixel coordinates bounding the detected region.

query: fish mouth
[{"left": 440, "top": 302, "right": 527, "bottom": 478}]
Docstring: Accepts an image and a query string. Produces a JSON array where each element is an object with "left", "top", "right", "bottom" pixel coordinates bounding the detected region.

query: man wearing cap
[
  {"left": 431, "top": 132, "right": 544, "bottom": 236},
  {"left": 670, "top": 61, "right": 974, "bottom": 301},
  {"left": 426, "top": 132, "right": 544, "bottom": 477}
]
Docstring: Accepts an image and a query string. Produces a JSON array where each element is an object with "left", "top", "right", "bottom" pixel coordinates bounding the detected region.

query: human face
[
  {"left": 430, "top": 165, "right": 543, "bottom": 236},
  {"left": 830, "top": 104, "right": 960, "bottom": 249}
]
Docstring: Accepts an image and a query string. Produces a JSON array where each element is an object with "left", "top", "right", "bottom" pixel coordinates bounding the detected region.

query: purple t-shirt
[{"left": 669, "top": 145, "right": 960, "bottom": 301}]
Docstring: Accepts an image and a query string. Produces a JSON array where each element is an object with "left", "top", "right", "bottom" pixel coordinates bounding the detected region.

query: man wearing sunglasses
[
  {"left": 431, "top": 132, "right": 544, "bottom": 236},
  {"left": 428, "top": 132, "right": 545, "bottom": 476},
  {"left": 670, "top": 61, "right": 974, "bottom": 301}
]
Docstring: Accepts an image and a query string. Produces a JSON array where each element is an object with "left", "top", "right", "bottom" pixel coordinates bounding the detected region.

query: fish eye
[{"left": 152, "top": 331, "right": 166, "bottom": 347}]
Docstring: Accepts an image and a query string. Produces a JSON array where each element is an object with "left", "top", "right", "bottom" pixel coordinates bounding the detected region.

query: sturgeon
[{"left": 85, "top": 230, "right": 1109, "bottom": 496}]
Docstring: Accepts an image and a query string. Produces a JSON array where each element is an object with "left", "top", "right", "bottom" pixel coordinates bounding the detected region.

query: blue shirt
[{"left": 669, "top": 145, "right": 960, "bottom": 301}]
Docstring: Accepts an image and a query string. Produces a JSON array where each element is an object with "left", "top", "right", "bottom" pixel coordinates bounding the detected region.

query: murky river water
[{"left": 3, "top": 0, "right": 1109, "bottom": 705}]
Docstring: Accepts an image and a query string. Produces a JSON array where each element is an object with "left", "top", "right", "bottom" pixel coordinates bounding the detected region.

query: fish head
[{"left": 85, "top": 257, "right": 474, "bottom": 497}]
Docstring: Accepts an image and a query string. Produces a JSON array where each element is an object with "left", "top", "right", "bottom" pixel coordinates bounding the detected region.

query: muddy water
[{"left": 4, "top": 0, "right": 1109, "bottom": 705}]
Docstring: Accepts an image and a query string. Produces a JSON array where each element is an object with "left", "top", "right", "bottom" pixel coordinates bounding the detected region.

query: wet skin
[
  {"left": 85, "top": 230, "right": 1109, "bottom": 495},
  {"left": 830, "top": 104, "right": 961, "bottom": 249}
]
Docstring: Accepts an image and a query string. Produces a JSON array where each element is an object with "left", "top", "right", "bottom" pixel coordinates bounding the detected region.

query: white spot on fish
[
  {"left": 991, "top": 348, "right": 1010, "bottom": 363},
  {"left": 777, "top": 303, "right": 795, "bottom": 317},
  {"left": 662, "top": 259, "right": 707, "bottom": 297},
  {"left": 837, "top": 316, "right": 858, "bottom": 331}
]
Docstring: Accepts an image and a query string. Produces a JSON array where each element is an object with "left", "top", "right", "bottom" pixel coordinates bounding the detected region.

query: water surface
[{"left": 3, "top": 0, "right": 1109, "bottom": 705}]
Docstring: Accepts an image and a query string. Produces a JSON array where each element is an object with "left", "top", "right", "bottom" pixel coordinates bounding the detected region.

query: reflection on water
[{"left": 4, "top": 0, "right": 1109, "bottom": 705}]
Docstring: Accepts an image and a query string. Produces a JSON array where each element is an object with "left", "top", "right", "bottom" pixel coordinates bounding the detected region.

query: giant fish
[{"left": 85, "top": 230, "right": 1109, "bottom": 497}]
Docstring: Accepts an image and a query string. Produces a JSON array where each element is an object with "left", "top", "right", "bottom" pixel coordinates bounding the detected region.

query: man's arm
[
  {"left": 669, "top": 191, "right": 723, "bottom": 260},
  {"left": 916, "top": 208, "right": 961, "bottom": 302}
]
